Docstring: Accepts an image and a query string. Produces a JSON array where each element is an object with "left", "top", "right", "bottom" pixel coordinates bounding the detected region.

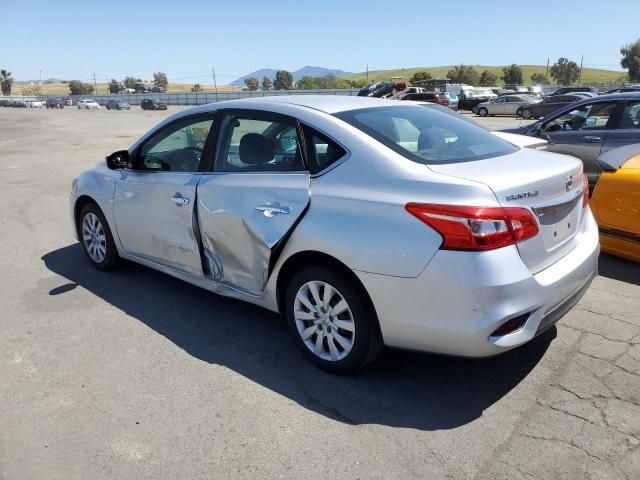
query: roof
[{"left": 196, "top": 95, "right": 398, "bottom": 114}]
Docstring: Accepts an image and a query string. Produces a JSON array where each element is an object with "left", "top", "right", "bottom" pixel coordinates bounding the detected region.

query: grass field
[
  {"left": 341, "top": 64, "right": 628, "bottom": 86},
  {"left": 13, "top": 82, "right": 242, "bottom": 96}
]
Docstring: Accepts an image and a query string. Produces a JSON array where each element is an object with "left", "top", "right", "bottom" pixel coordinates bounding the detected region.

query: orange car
[{"left": 590, "top": 144, "right": 640, "bottom": 262}]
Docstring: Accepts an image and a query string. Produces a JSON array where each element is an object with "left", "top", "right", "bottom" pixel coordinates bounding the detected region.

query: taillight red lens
[
  {"left": 405, "top": 203, "right": 539, "bottom": 251},
  {"left": 582, "top": 174, "right": 589, "bottom": 207}
]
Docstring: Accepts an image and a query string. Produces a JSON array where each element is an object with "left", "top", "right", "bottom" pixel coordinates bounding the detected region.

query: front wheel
[
  {"left": 520, "top": 108, "right": 533, "bottom": 120},
  {"left": 78, "top": 203, "right": 119, "bottom": 270},
  {"left": 285, "top": 267, "right": 382, "bottom": 373},
  {"left": 477, "top": 107, "right": 488, "bottom": 117}
]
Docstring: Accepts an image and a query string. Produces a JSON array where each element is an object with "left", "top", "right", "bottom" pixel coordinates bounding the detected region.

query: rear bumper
[{"left": 356, "top": 208, "right": 600, "bottom": 357}]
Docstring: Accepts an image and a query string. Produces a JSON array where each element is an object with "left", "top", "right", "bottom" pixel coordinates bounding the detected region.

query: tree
[
  {"left": 530, "top": 72, "right": 548, "bottom": 85},
  {"left": 502, "top": 64, "right": 523, "bottom": 85},
  {"left": 478, "top": 70, "right": 497, "bottom": 87},
  {"left": 550, "top": 57, "right": 580, "bottom": 85},
  {"left": 273, "top": 70, "right": 293, "bottom": 90},
  {"left": 244, "top": 77, "right": 259, "bottom": 91},
  {"left": 261, "top": 76, "right": 272, "bottom": 90},
  {"left": 446, "top": 64, "right": 479, "bottom": 86},
  {"left": 191, "top": 84, "right": 202, "bottom": 92},
  {"left": 409, "top": 71, "right": 432, "bottom": 86},
  {"left": 68, "top": 80, "right": 94, "bottom": 95},
  {"left": 123, "top": 76, "right": 137, "bottom": 88},
  {"left": 0, "top": 69, "right": 14, "bottom": 95},
  {"left": 108, "top": 79, "right": 122, "bottom": 94},
  {"left": 296, "top": 76, "right": 315, "bottom": 90},
  {"left": 153, "top": 72, "right": 168, "bottom": 88},
  {"left": 352, "top": 78, "right": 368, "bottom": 88},
  {"left": 620, "top": 39, "right": 640, "bottom": 82}
]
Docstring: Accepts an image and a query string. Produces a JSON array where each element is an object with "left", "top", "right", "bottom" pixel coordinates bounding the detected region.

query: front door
[
  {"left": 113, "top": 115, "right": 215, "bottom": 276},
  {"left": 541, "top": 100, "right": 619, "bottom": 187},
  {"left": 196, "top": 110, "right": 310, "bottom": 294}
]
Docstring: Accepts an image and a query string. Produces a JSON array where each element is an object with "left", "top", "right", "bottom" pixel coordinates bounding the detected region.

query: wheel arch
[
  {"left": 275, "top": 250, "right": 380, "bottom": 333},
  {"left": 73, "top": 195, "right": 99, "bottom": 234}
]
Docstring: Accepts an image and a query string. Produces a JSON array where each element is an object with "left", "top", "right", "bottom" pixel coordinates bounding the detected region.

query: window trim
[
  {"left": 211, "top": 108, "right": 309, "bottom": 174},
  {"left": 131, "top": 112, "right": 219, "bottom": 173},
  {"left": 300, "top": 123, "right": 350, "bottom": 176}
]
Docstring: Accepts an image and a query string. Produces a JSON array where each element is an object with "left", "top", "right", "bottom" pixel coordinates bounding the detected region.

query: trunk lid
[{"left": 428, "top": 148, "right": 585, "bottom": 274}]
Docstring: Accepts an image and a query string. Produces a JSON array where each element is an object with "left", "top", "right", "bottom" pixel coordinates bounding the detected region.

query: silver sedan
[
  {"left": 477, "top": 95, "right": 541, "bottom": 117},
  {"left": 70, "top": 96, "right": 599, "bottom": 373}
]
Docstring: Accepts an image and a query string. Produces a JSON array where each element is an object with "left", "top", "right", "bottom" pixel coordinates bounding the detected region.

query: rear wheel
[
  {"left": 285, "top": 267, "right": 382, "bottom": 373},
  {"left": 521, "top": 108, "right": 533, "bottom": 120},
  {"left": 78, "top": 203, "right": 119, "bottom": 270},
  {"left": 477, "top": 107, "right": 488, "bottom": 117}
]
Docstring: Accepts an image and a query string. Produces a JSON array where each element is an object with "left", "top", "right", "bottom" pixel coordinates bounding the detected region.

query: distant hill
[
  {"left": 340, "top": 65, "right": 628, "bottom": 86},
  {"left": 230, "top": 66, "right": 352, "bottom": 86}
]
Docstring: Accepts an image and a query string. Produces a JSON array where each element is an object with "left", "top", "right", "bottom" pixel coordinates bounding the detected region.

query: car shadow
[
  {"left": 42, "top": 244, "right": 554, "bottom": 431},
  {"left": 598, "top": 253, "right": 639, "bottom": 286}
]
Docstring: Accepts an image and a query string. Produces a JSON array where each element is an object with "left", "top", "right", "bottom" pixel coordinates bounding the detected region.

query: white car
[
  {"left": 77, "top": 99, "right": 100, "bottom": 110},
  {"left": 26, "top": 100, "right": 45, "bottom": 108}
]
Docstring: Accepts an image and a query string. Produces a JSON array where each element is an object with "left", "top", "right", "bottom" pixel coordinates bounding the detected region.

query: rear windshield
[{"left": 335, "top": 105, "right": 518, "bottom": 164}]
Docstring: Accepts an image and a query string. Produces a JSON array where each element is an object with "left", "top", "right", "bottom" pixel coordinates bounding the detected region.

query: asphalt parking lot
[{"left": 1, "top": 105, "right": 639, "bottom": 480}]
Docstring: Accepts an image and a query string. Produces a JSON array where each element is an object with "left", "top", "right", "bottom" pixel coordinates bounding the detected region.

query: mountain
[{"left": 230, "top": 66, "right": 352, "bottom": 86}]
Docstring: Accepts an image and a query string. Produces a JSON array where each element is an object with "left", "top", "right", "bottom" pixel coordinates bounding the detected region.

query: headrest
[
  {"left": 239, "top": 133, "right": 274, "bottom": 165},
  {"left": 418, "top": 128, "right": 445, "bottom": 150}
]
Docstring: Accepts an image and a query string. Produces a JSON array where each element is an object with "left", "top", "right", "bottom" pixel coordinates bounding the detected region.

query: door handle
[
  {"left": 581, "top": 136, "right": 601, "bottom": 143},
  {"left": 170, "top": 195, "right": 190, "bottom": 206},
  {"left": 256, "top": 204, "right": 291, "bottom": 217}
]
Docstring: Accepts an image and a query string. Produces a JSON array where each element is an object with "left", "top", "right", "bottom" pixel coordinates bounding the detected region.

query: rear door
[
  {"left": 196, "top": 110, "right": 310, "bottom": 294},
  {"left": 540, "top": 99, "right": 620, "bottom": 187},
  {"left": 601, "top": 99, "right": 640, "bottom": 154}
]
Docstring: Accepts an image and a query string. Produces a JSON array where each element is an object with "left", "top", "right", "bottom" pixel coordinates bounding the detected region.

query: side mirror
[{"left": 106, "top": 150, "right": 130, "bottom": 170}]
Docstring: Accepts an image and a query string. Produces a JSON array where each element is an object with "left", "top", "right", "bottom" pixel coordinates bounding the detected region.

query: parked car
[
  {"left": 11, "top": 100, "right": 27, "bottom": 108},
  {"left": 141, "top": 98, "right": 167, "bottom": 110},
  {"left": 106, "top": 100, "right": 131, "bottom": 110},
  {"left": 501, "top": 93, "right": 640, "bottom": 189},
  {"left": 603, "top": 87, "right": 640, "bottom": 95},
  {"left": 121, "top": 88, "right": 136, "bottom": 94},
  {"left": 390, "top": 87, "right": 427, "bottom": 100},
  {"left": 0, "top": 99, "right": 11, "bottom": 107},
  {"left": 590, "top": 144, "right": 640, "bottom": 262},
  {"left": 77, "top": 99, "right": 100, "bottom": 110},
  {"left": 150, "top": 86, "right": 167, "bottom": 93},
  {"left": 548, "top": 87, "right": 598, "bottom": 96},
  {"left": 357, "top": 81, "right": 396, "bottom": 98},
  {"left": 399, "top": 92, "right": 456, "bottom": 109},
  {"left": 458, "top": 89, "right": 496, "bottom": 112},
  {"left": 516, "top": 94, "right": 584, "bottom": 120},
  {"left": 26, "top": 100, "right": 45, "bottom": 108},
  {"left": 63, "top": 97, "right": 74, "bottom": 106},
  {"left": 476, "top": 95, "right": 541, "bottom": 117},
  {"left": 71, "top": 95, "right": 598, "bottom": 372},
  {"left": 46, "top": 98, "right": 65, "bottom": 109}
]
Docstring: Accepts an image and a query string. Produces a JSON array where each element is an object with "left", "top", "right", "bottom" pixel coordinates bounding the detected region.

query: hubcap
[
  {"left": 82, "top": 212, "right": 107, "bottom": 263},
  {"left": 294, "top": 281, "right": 355, "bottom": 362}
]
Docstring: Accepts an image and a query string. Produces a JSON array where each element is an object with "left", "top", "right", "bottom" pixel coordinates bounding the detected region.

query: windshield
[{"left": 335, "top": 106, "right": 518, "bottom": 164}]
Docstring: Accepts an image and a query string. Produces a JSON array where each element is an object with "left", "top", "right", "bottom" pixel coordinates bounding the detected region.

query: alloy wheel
[
  {"left": 521, "top": 109, "right": 532, "bottom": 119},
  {"left": 82, "top": 212, "right": 107, "bottom": 263},
  {"left": 293, "top": 281, "right": 355, "bottom": 362}
]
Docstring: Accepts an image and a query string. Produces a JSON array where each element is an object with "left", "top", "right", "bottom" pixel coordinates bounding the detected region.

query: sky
[{"left": 3, "top": 0, "right": 637, "bottom": 85}]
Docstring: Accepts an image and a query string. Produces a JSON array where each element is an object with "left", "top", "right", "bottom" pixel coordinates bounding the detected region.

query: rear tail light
[
  {"left": 405, "top": 203, "right": 539, "bottom": 251},
  {"left": 582, "top": 174, "right": 589, "bottom": 207}
]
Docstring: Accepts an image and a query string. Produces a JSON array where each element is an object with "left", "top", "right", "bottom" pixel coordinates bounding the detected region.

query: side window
[
  {"left": 139, "top": 117, "right": 213, "bottom": 172},
  {"left": 543, "top": 102, "right": 617, "bottom": 133},
  {"left": 303, "top": 127, "right": 347, "bottom": 174},
  {"left": 616, "top": 101, "right": 640, "bottom": 129},
  {"left": 215, "top": 113, "right": 304, "bottom": 172}
]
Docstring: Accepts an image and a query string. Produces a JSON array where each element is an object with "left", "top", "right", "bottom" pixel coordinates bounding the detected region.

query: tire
[
  {"left": 472, "top": 105, "right": 478, "bottom": 114},
  {"left": 284, "top": 266, "right": 382, "bottom": 373},
  {"left": 78, "top": 203, "right": 119, "bottom": 270},
  {"left": 477, "top": 107, "right": 488, "bottom": 117},
  {"left": 520, "top": 108, "right": 533, "bottom": 120}
]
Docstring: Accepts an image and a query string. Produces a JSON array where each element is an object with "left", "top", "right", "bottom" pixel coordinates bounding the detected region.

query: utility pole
[
  {"left": 578, "top": 55, "right": 584, "bottom": 85},
  {"left": 39, "top": 70, "right": 43, "bottom": 84},
  {"left": 366, "top": 64, "right": 369, "bottom": 82},
  {"left": 212, "top": 67, "right": 218, "bottom": 93},
  {"left": 93, "top": 72, "right": 97, "bottom": 95},
  {"left": 545, "top": 58, "right": 549, "bottom": 81}
]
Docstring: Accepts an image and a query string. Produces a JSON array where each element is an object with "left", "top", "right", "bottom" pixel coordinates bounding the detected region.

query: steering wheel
[{"left": 168, "top": 146, "right": 202, "bottom": 171}]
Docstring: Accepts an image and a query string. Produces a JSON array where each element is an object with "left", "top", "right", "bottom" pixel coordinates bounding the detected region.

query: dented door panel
[{"left": 196, "top": 173, "right": 310, "bottom": 293}]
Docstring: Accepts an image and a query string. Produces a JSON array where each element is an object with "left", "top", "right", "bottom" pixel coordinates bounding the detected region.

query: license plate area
[{"left": 533, "top": 193, "right": 582, "bottom": 250}]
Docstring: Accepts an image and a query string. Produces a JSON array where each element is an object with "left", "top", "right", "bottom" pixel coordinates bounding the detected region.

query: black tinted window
[{"left": 303, "top": 127, "right": 346, "bottom": 174}]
